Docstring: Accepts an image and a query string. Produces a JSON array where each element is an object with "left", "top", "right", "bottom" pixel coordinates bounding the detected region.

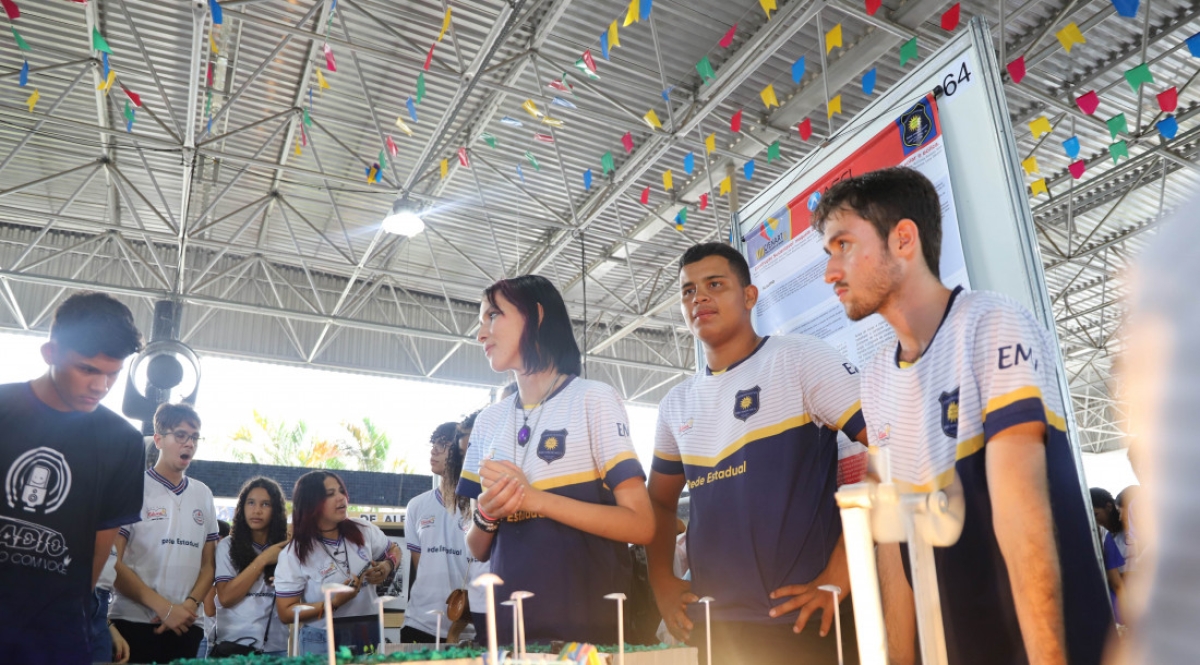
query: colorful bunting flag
[
  {"left": 760, "top": 0, "right": 776, "bottom": 19},
  {"left": 1109, "top": 140, "right": 1128, "bottom": 163},
  {"left": 406, "top": 96, "right": 418, "bottom": 122},
  {"left": 1030, "top": 178, "right": 1048, "bottom": 196},
  {"left": 18, "top": 59, "right": 28, "bottom": 87},
  {"left": 1007, "top": 56, "right": 1026, "bottom": 84},
  {"left": 10, "top": 27, "right": 29, "bottom": 51},
  {"left": 583, "top": 169, "right": 592, "bottom": 190},
  {"left": 316, "top": 68, "right": 330, "bottom": 90},
  {"left": 675, "top": 207, "right": 687, "bottom": 229},
  {"left": 828, "top": 94, "right": 842, "bottom": 118},
  {"left": 1063, "top": 136, "right": 1080, "bottom": 159},
  {"left": 92, "top": 27, "right": 112, "bottom": 54},
  {"left": 866, "top": 0, "right": 882, "bottom": 15},
  {"left": 209, "top": 33, "right": 219, "bottom": 54},
  {"left": 744, "top": 160, "right": 755, "bottom": 180},
  {"left": 601, "top": 152, "right": 615, "bottom": 175},
  {"left": 440, "top": 159, "right": 448, "bottom": 179},
  {"left": 1158, "top": 87, "right": 1178, "bottom": 113},
  {"left": 458, "top": 147, "right": 469, "bottom": 168},
  {"left": 826, "top": 24, "right": 842, "bottom": 53},
  {"left": 500, "top": 116, "right": 523, "bottom": 127},
  {"left": 1, "top": 0, "right": 20, "bottom": 20},
  {"left": 25, "top": 88, "right": 38, "bottom": 113},
  {"left": 295, "top": 138, "right": 302, "bottom": 156},
  {"left": 517, "top": 164, "right": 526, "bottom": 183},
  {"left": 574, "top": 58, "right": 600, "bottom": 80},
  {"left": 97, "top": 70, "right": 116, "bottom": 93},
  {"left": 700, "top": 193, "right": 709, "bottom": 211},
  {"left": 416, "top": 73, "right": 426, "bottom": 103},
  {"left": 550, "top": 97, "right": 576, "bottom": 111},
  {"left": 761, "top": 84, "right": 779, "bottom": 109},
  {"left": 792, "top": 57, "right": 805, "bottom": 84},
  {"left": 438, "top": 7, "right": 452, "bottom": 42},
  {"left": 730, "top": 109, "right": 743, "bottom": 133},
  {"left": 582, "top": 49, "right": 597, "bottom": 74},
  {"left": 720, "top": 24, "right": 737, "bottom": 49},
  {"left": 600, "top": 30, "right": 611, "bottom": 61},
  {"left": 608, "top": 21, "right": 620, "bottom": 50},
  {"left": 624, "top": 0, "right": 638, "bottom": 26},
  {"left": 386, "top": 135, "right": 398, "bottom": 156},
  {"left": 522, "top": 99, "right": 540, "bottom": 118},
  {"left": 424, "top": 44, "right": 434, "bottom": 71},
  {"left": 1056, "top": 23, "right": 1086, "bottom": 53},
  {"left": 719, "top": 176, "right": 731, "bottom": 196},
  {"left": 123, "top": 100, "right": 135, "bottom": 132},
  {"left": 1157, "top": 115, "right": 1178, "bottom": 140},
  {"left": 525, "top": 150, "right": 540, "bottom": 171},
  {"left": 1111, "top": 0, "right": 1138, "bottom": 19},
  {"left": 1029, "top": 116, "right": 1052, "bottom": 138},
  {"left": 640, "top": 0, "right": 653, "bottom": 21},
  {"left": 1075, "top": 90, "right": 1099, "bottom": 115},
  {"left": 900, "top": 37, "right": 918, "bottom": 66},
  {"left": 1188, "top": 33, "right": 1200, "bottom": 58},
  {"left": 662, "top": 86, "right": 675, "bottom": 102},
  {"left": 622, "top": 132, "right": 634, "bottom": 153},
  {"left": 533, "top": 133, "right": 555, "bottom": 143},
  {"left": 103, "top": 53, "right": 109, "bottom": 78},
  {"left": 941, "top": 3, "right": 961, "bottom": 31},
  {"left": 640, "top": 186, "right": 650, "bottom": 205},
  {"left": 644, "top": 109, "right": 663, "bottom": 130},
  {"left": 209, "top": 0, "right": 222, "bottom": 24},
  {"left": 863, "top": 68, "right": 877, "bottom": 95},
  {"left": 767, "top": 141, "right": 781, "bottom": 162},
  {"left": 481, "top": 133, "right": 496, "bottom": 148},
  {"left": 696, "top": 56, "right": 716, "bottom": 85},
  {"left": 394, "top": 117, "right": 413, "bottom": 136},
  {"left": 798, "top": 118, "right": 813, "bottom": 140},
  {"left": 1124, "top": 63, "right": 1154, "bottom": 92},
  {"left": 704, "top": 133, "right": 716, "bottom": 154},
  {"left": 1068, "top": 160, "right": 1086, "bottom": 179},
  {"left": 1021, "top": 156, "right": 1038, "bottom": 175},
  {"left": 124, "top": 87, "right": 142, "bottom": 107},
  {"left": 378, "top": 149, "right": 388, "bottom": 172},
  {"left": 1106, "top": 113, "right": 1127, "bottom": 139},
  {"left": 366, "top": 165, "right": 378, "bottom": 183},
  {"left": 663, "top": 169, "right": 673, "bottom": 191},
  {"left": 683, "top": 152, "right": 695, "bottom": 175}
]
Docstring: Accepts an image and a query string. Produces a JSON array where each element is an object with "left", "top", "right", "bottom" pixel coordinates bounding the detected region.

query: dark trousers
[
  {"left": 688, "top": 601, "right": 859, "bottom": 665},
  {"left": 111, "top": 620, "right": 203, "bottom": 665},
  {"left": 400, "top": 625, "right": 438, "bottom": 644}
]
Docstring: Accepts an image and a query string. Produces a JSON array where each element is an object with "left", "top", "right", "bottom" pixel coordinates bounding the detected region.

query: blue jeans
[{"left": 89, "top": 589, "right": 112, "bottom": 663}]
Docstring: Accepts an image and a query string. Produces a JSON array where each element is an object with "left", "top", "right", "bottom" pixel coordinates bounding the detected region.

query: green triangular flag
[
  {"left": 92, "top": 27, "right": 113, "bottom": 54},
  {"left": 601, "top": 151, "right": 615, "bottom": 175},
  {"left": 481, "top": 133, "right": 496, "bottom": 148},
  {"left": 12, "top": 27, "right": 31, "bottom": 52},
  {"left": 1124, "top": 62, "right": 1154, "bottom": 93},
  {"left": 767, "top": 141, "right": 781, "bottom": 162},
  {"left": 1106, "top": 113, "right": 1127, "bottom": 140},
  {"left": 123, "top": 100, "right": 134, "bottom": 122},
  {"left": 678, "top": 207, "right": 688, "bottom": 225},
  {"left": 416, "top": 72, "right": 426, "bottom": 104},
  {"left": 204, "top": 89, "right": 212, "bottom": 115},
  {"left": 303, "top": 108, "right": 312, "bottom": 127},
  {"left": 696, "top": 56, "right": 717, "bottom": 85},
  {"left": 574, "top": 59, "right": 600, "bottom": 80},
  {"left": 900, "top": 37, "right": 918, "bottom": 66},
  {"left": 1109, "top": 140, "right": 1128, "bottom": 163},
  {"left": 378, "top": 149, "right": 387, "bottom": 171},
  {"left": 525, "top": 150, "right": 540, "bottom": 171}
]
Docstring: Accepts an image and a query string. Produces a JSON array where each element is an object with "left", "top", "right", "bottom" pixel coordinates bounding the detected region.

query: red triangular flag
[
  {"left": 1075, "top": 90, "right": 1099, "bottom": 115},
  {"left": 640, "top": 186, "right": 650, "bottom": 205},
  {"left": 699, "top": 193, "right": 709, "bottom": 211},
  {"left": 1, "top": 0, "right": 20, "bottom": 20},
  {"left": 207, "top": 63, "right": 215, "bottom": 87},
  {"left": 731, "top": 109, "right": 743, "bottom": 133},
  {"left": 621, "top": 132, "right": 634, "bottom": 153},
  {"left": 865, "top": 0, "right": 881, "bottom": 15},
  {"left": 386, "top": 135, "right": 398, "bottom": 157},
  {"left": 719, "top": 24, "right": 737, "bottom": 48},
  {"left": 458, "top": 147, "right": 469, "bottom": 168},
  {"left": 424, "top": 44, "right": 435, "bottom": 71},
  {"left": 1068, "top": 160, "right": 1086, "bottom": 179},
  {"left": 1157, "top": 87, "right": 1178, "bottom": 113},
  {"left": 123, "top": 87, "right": 143, "bottom": 108},
  {"left": 583, "top": 49, "right": 597, "bottom": 73},
  {"left": 798, "top": 118, "right": 812, "bottom": 141},
  {"left": 940, "top": 3, "right": 960, "bottom": 31},
  {"left": 1006, "top": 57, "right": 1026, "bottom": 84}
]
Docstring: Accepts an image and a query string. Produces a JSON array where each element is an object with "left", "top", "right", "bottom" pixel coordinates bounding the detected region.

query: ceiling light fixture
[{"left": 381, "top": 199, "right": 426, "bottom": 237}]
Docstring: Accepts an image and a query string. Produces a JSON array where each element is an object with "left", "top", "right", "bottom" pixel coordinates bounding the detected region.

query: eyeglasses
[
  {"left": 431, "top": 440, "right": 452, "bottom": 452},
  {"left": 163, "top": 430, "right": 203, "bottom": 444}
]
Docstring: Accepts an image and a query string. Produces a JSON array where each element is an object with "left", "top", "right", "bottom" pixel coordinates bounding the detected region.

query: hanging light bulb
[{"left": 381, "top": 199, "right": 425, "bottom": 237}]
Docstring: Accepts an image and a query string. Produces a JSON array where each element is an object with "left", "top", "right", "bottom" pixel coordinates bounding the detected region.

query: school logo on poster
[
  {"left": 537, "top": 429, "right": 567, "bottom": 464},
  {"left": 897, "top": 99, "right": 935, "bottom": 156},
  {"left": 733, "top": 387, "right": 761, "bottom": 422},
  {"left": 6, "top": 447, "right": 72, "bottom": 515},
  {"left": 940, "top": 388, "right": 960, "bottom": 438}
]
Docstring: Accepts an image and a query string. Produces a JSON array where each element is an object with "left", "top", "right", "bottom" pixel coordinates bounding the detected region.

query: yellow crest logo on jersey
[
  {"left": 537, "top": 429, "right": 567, "bottom": 463},
  {"left": 734, "top": 386, "right": 761, "bottom": 421},
  {"left": 940, "top": 388, "right": 960, "bottom": 438}
]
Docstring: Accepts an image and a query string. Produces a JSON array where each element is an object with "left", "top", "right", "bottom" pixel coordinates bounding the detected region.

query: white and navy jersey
[
  {"left": 110, "top": 469, "right": 219, "bottom": 624},
  {"left": 457, "top": 376, "right": 645, "bottom": 645},
  {"left": 403, "top": 489, "right": 471, "bottom": 637},
  {"left": 653, "top": 335, "right": 864, "bottom": 624},
  {"left": 214, "top": 537, "right": 288, "bottom": 653},
  {"left": 274, "top": 519, "right": 391, "bottom": 623},
  {"left": 860, "top": 287, "right": 1111, "bottom": 665}
]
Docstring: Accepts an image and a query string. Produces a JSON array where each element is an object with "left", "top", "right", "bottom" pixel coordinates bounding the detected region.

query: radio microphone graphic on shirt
[
  {"left": 6, "top": 447, "right": 72, "bottom": 515},
  {"left": 20, "top": 464, "right": 51, "bottom": 510}
]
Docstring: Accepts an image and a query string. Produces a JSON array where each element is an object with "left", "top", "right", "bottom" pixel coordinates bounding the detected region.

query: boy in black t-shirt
[{"left": 0, "top": 292, "right": 146, "bottom": 664}]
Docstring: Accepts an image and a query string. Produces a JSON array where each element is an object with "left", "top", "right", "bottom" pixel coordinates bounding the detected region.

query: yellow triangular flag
[
  {"left": 1030, "top": 178, "right": 1048, "bottom": 196},
  {"left": 826, "top": 23, "right": 843, "bottom": 53},
  {"left": 719, "top": 175, "right": 731, "bottom": 196},
  {"left": 760, "top": 0, "right": 777, "bottom": 19},
  {"left": 663, "top": 169, "right": 674, "bottom": 191},
  {"left": 315, "top": 68, "right": 330, "bottom": 91},
  {"left": 1055, "top": 22, "right": 1086, "bottom": 53},
  {"left": 395, "top": 117, "right": 414, "bottom": 136},
  {"left": 97, "top": 70, "right": 116, "bottom": 92},
  {"left": 643, "top": 109, "right": 663, "bottom": 130},
  {"left": 1029, "top": 115, "right": 1052, "bottom": 138},
  {"left": 608, "top": 21, "right": 620, "bottom": 49},
  {"left": 761, "top": 84, "right": 780, "bottom": 109},
  {"left": 1021, "top": 156, "right": 1039, "bottom": 175},
  {"left": 828, "top": 94, "right": 842, "bottom": 118},
  {"left": 209, "top": 32, "right": 219, "bottom": 54},
  {"left": 522, "top": 99, "right": 541, "bottom": 118},
  {"left": 440, "top": 159, "right": 448, "bottom": 179},
  {"left": 624, "top": 0, "right": 639, "bottom": 26},
  {"left": 705, "top": 132, "right": 716, "bottom": 154},
  {"left": 26, "top": 89, "right": 39, "bottom": 113},
  {"left": 294, "top": 139, "right": 302, "bottom": 156},
  {"left": 438, "top": 7, "right": 452, "bottom": 42}
]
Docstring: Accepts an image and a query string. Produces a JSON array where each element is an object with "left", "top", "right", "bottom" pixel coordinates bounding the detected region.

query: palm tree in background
[{"left": 231, "top": 410, "right": 344, "bottom": 469}]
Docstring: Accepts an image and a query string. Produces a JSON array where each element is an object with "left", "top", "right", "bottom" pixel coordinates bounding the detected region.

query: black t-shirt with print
[{"left": 0, "top": 382, "right": 144, "bottom": 664}]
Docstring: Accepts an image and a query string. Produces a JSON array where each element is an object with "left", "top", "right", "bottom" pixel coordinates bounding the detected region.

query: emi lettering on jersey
[{"left": 998, "top": 343, "right": 1037, "bottom": 370}]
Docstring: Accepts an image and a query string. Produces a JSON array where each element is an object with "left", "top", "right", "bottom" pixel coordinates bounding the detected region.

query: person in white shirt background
[
  {"left": 456, "top": 408, "right": 492, "bottom": 643},
  {"left": 275, "top": 471, "right": 400, "bottom": 655}
]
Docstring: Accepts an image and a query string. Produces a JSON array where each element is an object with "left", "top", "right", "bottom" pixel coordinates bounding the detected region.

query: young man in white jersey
[
  {"left": 815, "top": 167, "right": 1110, "bottom": 665},
  {"left": 111, "top": 402, "right": 219, "bottom": 664},
  {"left": 647, "top": 243, "right": 870, "bottom": 665}
]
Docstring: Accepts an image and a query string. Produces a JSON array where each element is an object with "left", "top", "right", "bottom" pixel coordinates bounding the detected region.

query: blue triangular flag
[
  {"left": 1157, "top": 115, "right": 1178, "bottom": 140},
  {"left": 683, "top": 152, "right": 694, "bottom": 175},
  {"left": 862, "top": 68, "right": 877, "bottom": 95},
  {"left": 500, "top": 116, "right": 523, "bottom": 127},
  {"left": 308, "top": 87, "right": 313, "bottom": 108},
  {"left": 791, "top": 57, "right": 805, "bottom": 84},
  {"left": 744, "top": 159, "right": 755, "bottom": 180},
  {"left": 1111, "top": 0, "right": 1138, "bottom": 18},
  {"left": 406, "top": 97, "right": 418, "bottom": 122},
  {"left": 102, "top": 52, "right": 110, "bottom": 78},
  {"left": 583, "top": 169, "right": 592, "bottom": 190},
  {"left": 517, "top": 164, "right": 525, "bottom": 183},
  {"left": 207, "top": 116, "right": 213, "bottom": 133},
  {"left": 1062, "top": 136, "right": 1081, "bottom": 159},
  {"left": 127, "top": 119, "right": 134, "bottom": 132},
  {"left": 640, "top": 0, "right": 653, "bottom": 21},
  {"left": 662, "top": 85, "right": 675, "bottom": 102},
  {"left": 1188, "top": 32, "right": 1200, "bottom": 57},
  {"left": 209, "top": 0, "right": 223, "bottom": 24},
  {"left": 550, "top": 96, "right": 576, "bottom": 109},
  {"left": 330, "top": 0, "right": 338, "bottom": 12},
  {"left": 19, "top": 60, "right": 28, "bottom": 87},
  {"left": 600, "top": 31, "right": 610, "bottom": 61}
]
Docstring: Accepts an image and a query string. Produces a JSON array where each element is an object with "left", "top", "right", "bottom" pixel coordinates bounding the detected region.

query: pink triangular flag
[
  {"left": 583, "top": 49, "right": 597, "bottom": 73},
  {"left": 1157, "top": 87, "right": 1178, "bottom": 113},
  {"left": 798, "top": 118, "right": 812, "bottom": 141},
  {"left": 941, "top": 3, "right": 960, "bottom": 31},
  {"left": 386, "top": 135, "right": 398, "bottom": 157},
  {"left": 207, "top": 63, "right": 214, "bottom": 87},
  {"left": 719, "top": 24, "right": 737, "bottom": 48},
  {"left": 323, "top": 43, "right": 337, "bottom": 72},
  {"left": 699, "top": 193, "right": 709, "bottom": 211},
  {"left": 621, "top": 132, "right": 634, "bottom": 153},
  {"left": 1068, "top": 160, "right": 1086, "bottom": 179},
  {"left": 640, "top": 186, "right": 650, "bottom": 205},
  {"left": 424, "top": 44, "right": 435, "bottom": 71},
  {"left": 458, "top": 147, "right": 469, "bottom": 168},
  {"left": 731, "top": 109, "right": 743, "bottom": 133},
  {"left": 1006, "top": 56, "right": 1026, "bottom": 84},
  {"left": 1075, "top": 90, "right": 1099, "bottom": 115},
  {"left": 865, "top": 0, "right": 881, "bottom": 15}
]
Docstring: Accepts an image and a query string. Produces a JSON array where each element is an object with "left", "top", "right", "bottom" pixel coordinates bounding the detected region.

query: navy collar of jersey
[
  {"left": 510, "top": 374, "right": 577, "bottom": 410},
  {"left": 893, "top": 285, "right": 964, "bottom": 368},
  {"left": 705, "top": 336, "right": 770, "bottom": 376},
  {"left": 146, "top": 467, "right": 189, "bottom": 495},
  {"left": 321, "top": 535, "right": 342, "bottom": 547},
  {"left": 434, "top": 487, "right": 444, "bottom": 506}
]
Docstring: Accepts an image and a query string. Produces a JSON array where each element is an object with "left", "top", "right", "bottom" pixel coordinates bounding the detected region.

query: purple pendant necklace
[{"left": 516, "top": 374, "right": 563, "bottom": 446}]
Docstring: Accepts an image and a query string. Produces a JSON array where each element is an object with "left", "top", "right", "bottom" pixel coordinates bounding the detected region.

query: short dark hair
[
  {"left": 50, "top": 292, "right": 142, "bottom": 359},
  {"left": 1089, "top": 487, "right": 1115, "bottom": 509},
  {"left": 431, "top": 421, "right": 458, "bottom": 444},
  {"left": 679, "top": 243, "right": 751, "bottom": 287},
  {"left": 154, "top": 402, "right": 201, "bottom": 433},
  {"left": 483, "top": 275, "right": 582, "bottom": 376},
  {"left": 460, "top": 408, "right": 482, "bottom": 433},
  {"left": 811, "top": 167, "right": 943, "bottom": 278}
]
